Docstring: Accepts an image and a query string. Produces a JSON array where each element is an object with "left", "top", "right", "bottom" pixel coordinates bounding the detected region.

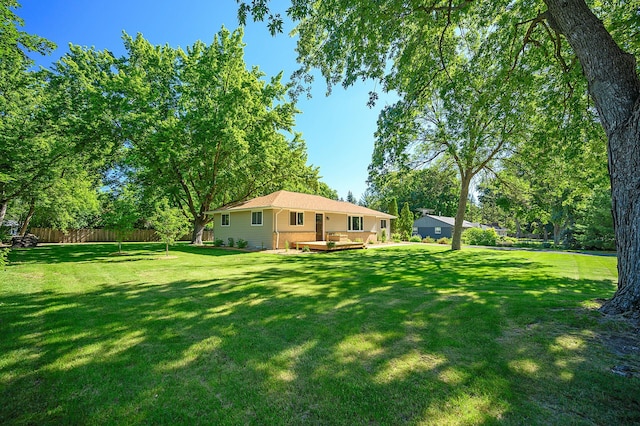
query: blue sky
[{"left": 18, "top": 0, "right": 397, "bottom": 201}]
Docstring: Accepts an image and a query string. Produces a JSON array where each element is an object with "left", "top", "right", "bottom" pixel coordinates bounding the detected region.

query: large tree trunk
[
  {"left": 191, "top": 215, "right": 207, "bottom": 245},
  {"left": 0, "top": 200, "right": 7, "bottom": 228},
  {"left": 553, "top": 222, "right": 561, "bottom": 246},
  {"left": 19, "top": 198, "right": 36, "bottom": 236},
  {"left": 602, "top": 116, "right": 640, "bottom": 315},
  {"left": 545, "top": 0, "right": 640, "bottom": 316},
  {"left": 451, "top": 173, "right": 472, "bottom": 250}
]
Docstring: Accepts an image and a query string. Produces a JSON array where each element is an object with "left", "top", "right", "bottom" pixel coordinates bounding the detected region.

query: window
[
  {"left": 251, "top": 211, "right": 263, "bottom": 226},
  {"left": 381, "top": 219, "right": 387, "bottom": 229},
  {"left": 221, "top": 213, "right": 230, "bottom": 227},
  {"left": 435, "top": 226, "right": 441, "bottom": 235},
  {"left": 289, "top": 211, "right": 304, "bottom": 226},
  {"left": 348, "top": 216, "right": 364, "bottom": 232}
]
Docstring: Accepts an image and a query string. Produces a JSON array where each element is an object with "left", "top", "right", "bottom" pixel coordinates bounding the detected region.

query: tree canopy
[
  {"left": 112, "top": 27, "right": 320, "bottom": 243},
  {"left": 239, "top": 0, "right": 640, "bottom": 316}
]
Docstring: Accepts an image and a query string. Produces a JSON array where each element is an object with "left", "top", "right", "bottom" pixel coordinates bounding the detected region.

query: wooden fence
[{"left": 30, "top": 228, "right": 214, "bottom": 244}]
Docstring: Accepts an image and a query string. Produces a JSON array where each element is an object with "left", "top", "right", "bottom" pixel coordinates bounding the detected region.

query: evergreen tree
[
  {"left": 388, "top": 197, "right": 398, "bottom": 234},
  {"left": 398, "top": 202, "right": 413, "bottom": 241},
  {"left": 346, "top": 191, "right": 356, "bottom": 204}
]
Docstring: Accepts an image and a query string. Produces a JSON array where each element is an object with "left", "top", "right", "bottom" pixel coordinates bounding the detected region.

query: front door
[{"left": 315, "top": 214, "right": 323, "bottom": 241}]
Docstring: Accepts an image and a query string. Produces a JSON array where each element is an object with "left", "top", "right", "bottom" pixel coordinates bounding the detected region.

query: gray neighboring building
[
  {"left": 2, "top": 220, "right": 19, "bottom": 236},
  {"left": 413, "top": 215, "right": 477, "bottom": 239}
]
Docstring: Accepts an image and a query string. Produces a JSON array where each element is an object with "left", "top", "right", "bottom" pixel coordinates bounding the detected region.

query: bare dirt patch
[{"left": 593, "top": 303, "right": 640, "bottom": 379}]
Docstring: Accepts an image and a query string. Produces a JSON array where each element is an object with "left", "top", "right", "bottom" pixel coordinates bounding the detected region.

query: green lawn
[{"left": 1, "top": 243, "right": 637, "bottom": 425}]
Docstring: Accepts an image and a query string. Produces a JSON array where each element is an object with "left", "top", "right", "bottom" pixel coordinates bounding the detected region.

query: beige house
[{"left": 207, "top": 190, "right": 395, "bottom": 250}]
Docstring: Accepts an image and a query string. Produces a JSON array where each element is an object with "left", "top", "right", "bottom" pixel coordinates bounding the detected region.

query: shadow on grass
[
  {"left": 0, "top": 245, "right": 635, "bottom": 424},
  {"left": 7, "top": 242, "right": 248, "bottom": 265}
]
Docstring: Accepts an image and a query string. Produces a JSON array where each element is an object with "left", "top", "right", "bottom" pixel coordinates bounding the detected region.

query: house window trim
[
  {"left": 251, "top": 210, "right": 263, "bottom": 227},
  {"left": 348, "top": 215, "right": 364, "bottom": 232},
  {"left": 435, "top": 226, "right": 442, "bottom": 235},
  {"left": 289, "top": 211, "right": 304, "bottom": 226},
  {"left": 221, "top": 213, "right": 230, "bottom": 227}
]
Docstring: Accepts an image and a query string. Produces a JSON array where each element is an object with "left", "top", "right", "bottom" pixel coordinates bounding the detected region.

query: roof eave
[{"left": 206, "top": 205, "right": 395, "bottom": 218}]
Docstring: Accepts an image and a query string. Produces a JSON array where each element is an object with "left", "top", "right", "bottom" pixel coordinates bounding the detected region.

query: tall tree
[
  {"left": 239, "top": 0, "right": 640, "bottom": 316},
  {"left": 346, "top": 191, "right": 356, "bottom": 204},
  {"left": 119, "top": 28, "right": 318, "bottom": 244},
  {"left": 2, "top": 2, "right": 121, "bottom": 230},
  {"left": 314, "top": 182, "right": 338, "bottom": 200},
  {"left": 11, "top": 169, "right": 102, "bottom": 232},
  {"left": 0, "top": 1, "right": 55, "bottom": 226},
  {"left": 574, "top": 186, "right": 615, "bottom": 251},
  {"left": 488, "top": 92, "right": 609, "bottom": 245},
  {"left": 370, "top": 25, "right": 533, "bottom": 249},
  {"left": 367, "top": 166, "right": 459, "bottom": 218},
  {"left": 397, "top": 202, "right": 413, "bottom": 241},
  {"left": 388, "top": 197, "right": 398, "bottom": 234}
]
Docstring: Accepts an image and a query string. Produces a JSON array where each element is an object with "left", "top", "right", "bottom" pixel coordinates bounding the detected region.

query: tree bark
[
  {"left": 451, "top": 173, "right": 472, "bottom": 250},
  {"left": 602, "top": 112, "right": 640, "bottom": 315},
  {"left": 0, "top": 200, "right": 7, "bottom": 228},
  {"left": 544, "top": 0, "right": 640, "bottom": 316},
  {"left": 553, "top": 222, "right": 561, "bottom": 246},
  {"left": 191, "top": 215, "right": 207, "bottom": 245},
  {"left": 19, "top": 198, "right": 36, "bottom": 236}
]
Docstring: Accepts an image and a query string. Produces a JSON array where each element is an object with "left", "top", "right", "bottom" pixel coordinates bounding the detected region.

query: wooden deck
[{"left": 294, "top": 241, "right": 365, "bottom": 251}]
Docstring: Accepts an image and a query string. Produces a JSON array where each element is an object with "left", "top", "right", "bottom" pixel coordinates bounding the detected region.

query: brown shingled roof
[{"left": 207, "top": 190, "right": 395, "bottom": 218}]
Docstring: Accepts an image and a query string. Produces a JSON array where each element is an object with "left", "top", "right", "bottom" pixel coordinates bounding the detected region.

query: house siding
[
  {"left": 413, "top": 215, "right": 481, "bottom": 239},
  {"left": 214, "top": 208, "right": 391, "bottom": 250},
  {"left": 327, "top": 213, "right": 379, "bottom": 244},
  {"left": 416, "top": 226, "right": 453, "bottom": 239},
  {"left": 378, "top": 219, "right": 391, "bottom": 242},
  {"left": 214, "top": 210, "right": 274, "bottom": 250},
  {"left": 275, "top": 209, "right": 319, "bottom": 249},
  {"left": 413, "top": 216, "right": 449, "bottom": 239}
]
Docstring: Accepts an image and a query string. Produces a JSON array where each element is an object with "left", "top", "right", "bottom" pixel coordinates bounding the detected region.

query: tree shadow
[
  {"left": 7, "top": 242, "right": 249, "bottom": 265},
  {"left": 1, "top": 244, "right": 636, "bottom": 424}
]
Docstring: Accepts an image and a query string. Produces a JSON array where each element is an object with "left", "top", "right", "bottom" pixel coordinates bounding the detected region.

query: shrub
[
  {"left": 514, "top": 239, "right": 543, "bottom": 249},
  {"left": 496, "top": 236, "right": 517, "bottom": 247},
  {"left": 482, "top": 228, "right": 498, "bottom": 246},
  {"left": 409, "top": 235, "right": 422, "bottom": 243},
  {"left": 237, "top": 239, "right": 248, "bottom": 249},
  {"left": 284, "top": 240, "right": 290, "bottom": 251},
  {"left": 326, "top": 241, "right": 336, "bottom": 249},
  {"left": 391, "top": 233, "right": 402, "bottom": 243},
  {"left": 437, "top": 237, "right": 450, "bottom": 245},
  {"left": 462, "top": 228, "right": 497, "bottom": 246},
  {"left": 227, "top": 237, "right": 234, "bottom": 248},
  {"left": 462, "top": 228, "right": 483, "bottom": 245},
  {"left": 302, "top": 245, "right": 310, "bottom": 252},
  {"left": 422, "top": 237, "right": 435, "bottom": 244},
  {"left": 355, "top": 238, "right": 363, "bottom": 243},
  {"left": 380, "top": 229, "right": 387, "bottom": 243},
  {"left": 213, "top": 238, "right": 224, "bottom": 247},
  {"left": 0, "top": 248, "right": 9, "bottom": 270}
]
